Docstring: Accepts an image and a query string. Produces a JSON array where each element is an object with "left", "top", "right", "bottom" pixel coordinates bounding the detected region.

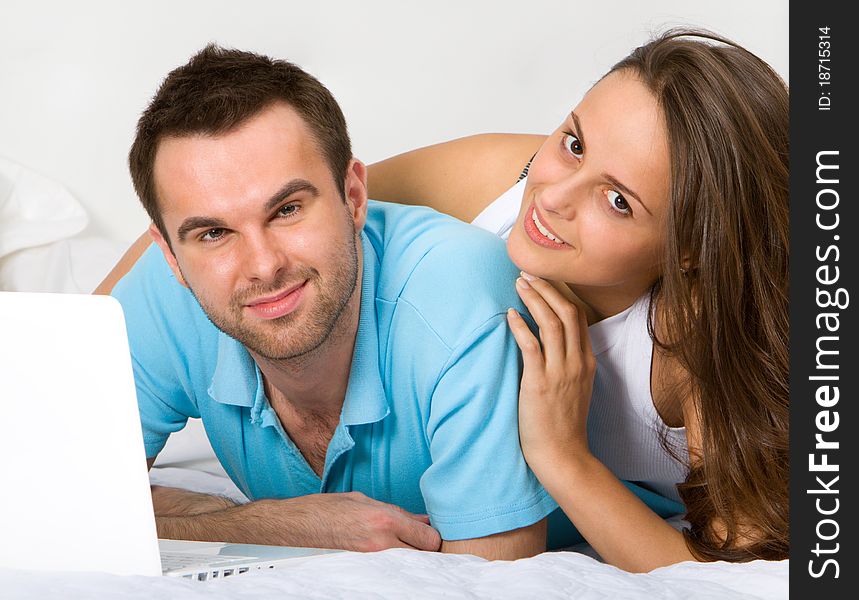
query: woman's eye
[
  {"left": 200, "top": 228, "right": 226, "bottom": 242},
  {"left": 562, "top": 133, "right": 584, "bottom": 158},
  {"left": 607, "top": 190, "right": 631, "bottom": 215}
]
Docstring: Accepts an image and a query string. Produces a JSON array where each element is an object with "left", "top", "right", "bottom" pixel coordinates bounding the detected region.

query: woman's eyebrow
[
  {"left": 603, "top": 174, "right": 650, "bottom": 215},
  {"left": 571, "top": 111, "right": 651, "bottom": 216},
  {"left": 570, "top": 111, "right": 586, "bottom": 148}
]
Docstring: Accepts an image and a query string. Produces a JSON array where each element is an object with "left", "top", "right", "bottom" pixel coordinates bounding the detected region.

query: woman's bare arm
[
  {"left": 367, "top": 133, "right": 545, "bottom": 222},
  {"left": 92, "top": 231, "right": 152, "bottom": 295}
]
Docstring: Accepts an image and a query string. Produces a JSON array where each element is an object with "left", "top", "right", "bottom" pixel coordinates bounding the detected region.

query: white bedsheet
[{"left": 2, "top": 549, "right": 788, "bottom": 599}]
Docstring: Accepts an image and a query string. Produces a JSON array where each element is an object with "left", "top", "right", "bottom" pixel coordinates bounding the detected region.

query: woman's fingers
[
  {"left": 575, "top": 293, "right": 593, "bottom": 358},
  {"left": 506, "top": 308, "right": 545, "bottom": 371},
  {"left": 515, "top": 277, "right": 566, "bottom": 367},
  {"left": 520, "top": 273, "right": 588, "bottom": 359}
]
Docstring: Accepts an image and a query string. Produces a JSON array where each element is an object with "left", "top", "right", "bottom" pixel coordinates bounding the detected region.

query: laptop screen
[{"left": 0, "top": 292, "right": 162, "bottom": 576}]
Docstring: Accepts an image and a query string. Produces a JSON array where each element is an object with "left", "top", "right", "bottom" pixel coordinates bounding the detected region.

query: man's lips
[
  {"left": 244, "top": 281, "right": 307, "bottom": 319},
  {"left": 524, "top": 204, "right": 571, "bottom": 249}
]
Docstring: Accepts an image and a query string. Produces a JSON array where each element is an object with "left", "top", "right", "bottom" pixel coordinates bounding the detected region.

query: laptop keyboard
[{"left": 160, "top": 550, "right": 245, "bottom": 570}]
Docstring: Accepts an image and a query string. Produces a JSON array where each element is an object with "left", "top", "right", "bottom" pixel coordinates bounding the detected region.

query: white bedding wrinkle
[{"left": 2, "top": 549, "right": 788, "bottom": 599}]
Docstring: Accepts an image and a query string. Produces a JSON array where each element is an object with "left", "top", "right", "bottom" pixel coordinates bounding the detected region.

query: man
[{"left": 111, "top": 45, "right": 556, "bottom": 560}]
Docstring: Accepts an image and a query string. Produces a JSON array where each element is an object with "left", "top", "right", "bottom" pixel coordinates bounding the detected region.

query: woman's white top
[{"left": 472, "top": 178, "right": 689, "bottom": 503}]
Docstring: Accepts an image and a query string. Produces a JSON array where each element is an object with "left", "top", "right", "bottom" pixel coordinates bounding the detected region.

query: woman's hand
[
  {"left": 506, "top": 274, "right": 700, "bottom": 571},
  {"left": 506, "top": 273, "right": 596, "bottom": 476}
]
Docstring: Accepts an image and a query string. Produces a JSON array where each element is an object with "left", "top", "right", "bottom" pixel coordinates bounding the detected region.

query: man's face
[{"left": 150, "top": 102, "right": 367, "bottom": 361}]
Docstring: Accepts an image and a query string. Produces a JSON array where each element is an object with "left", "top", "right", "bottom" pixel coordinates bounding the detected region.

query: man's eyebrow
[
  {"left": 263, "top": 179, "right": 320, "bottom": 213},
  {"left": 570, "top": 111, "right": 651, "bottom": 216},
  {"left": 175, "top": 179, "right": 321, "bottom": 242},
  {"left": 176, "top": 216, "right": 228, "bottom": 242}
]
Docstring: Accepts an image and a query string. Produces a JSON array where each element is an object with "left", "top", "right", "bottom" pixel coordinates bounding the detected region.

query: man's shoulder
[
  {"left": 366, "top": 201, "right": 523, "bottom": 347},
  {"left": 112, "top": 244, "right": 218, "bottom": 345}
]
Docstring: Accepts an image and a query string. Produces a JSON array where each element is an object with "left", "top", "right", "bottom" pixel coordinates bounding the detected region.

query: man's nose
[{"left": 241, "top": 231, "right": 288, "bottom": 282}]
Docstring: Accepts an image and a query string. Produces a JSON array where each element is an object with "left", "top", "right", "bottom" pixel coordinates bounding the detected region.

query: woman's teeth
[{"left": 532, "top": 209, "right": 563, "bottom": 243}]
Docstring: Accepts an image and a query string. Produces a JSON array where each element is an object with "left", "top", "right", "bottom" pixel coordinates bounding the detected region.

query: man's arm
[
  {"left": 154, "top": 491, "right": 441, "bottom": 552},
  {"left": 145, "top": 456, "right": 439, "bottom": 551},
  {"left": 441, "top": 519, "right": 546, "bottom": 560},
  {"left": 150, "top": 485, "right": 237, "bottom": 516},
  {"left": 145, "top": 456, "right": 236, "bottom": 516}
]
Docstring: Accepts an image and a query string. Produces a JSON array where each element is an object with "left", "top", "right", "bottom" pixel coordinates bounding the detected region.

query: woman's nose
[{"left": 539, "top": 176, "right": 582, "bottom": 220}]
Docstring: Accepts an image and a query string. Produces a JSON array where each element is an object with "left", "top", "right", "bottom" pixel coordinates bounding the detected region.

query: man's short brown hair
[{"left": 129, "top": 44, "right": 352, "bottom": 242}]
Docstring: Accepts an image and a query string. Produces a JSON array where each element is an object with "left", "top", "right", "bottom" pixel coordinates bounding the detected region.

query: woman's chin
[{"left": 506, "top": 234, "right": 555, "bottom": 279}]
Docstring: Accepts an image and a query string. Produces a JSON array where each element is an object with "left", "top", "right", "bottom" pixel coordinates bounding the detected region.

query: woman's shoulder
[{"left": 368, "top": 133, "right": 546, "bottom": 223}]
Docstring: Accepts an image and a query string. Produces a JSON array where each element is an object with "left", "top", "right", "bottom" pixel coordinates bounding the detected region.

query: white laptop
[{"left": 0, "top": 291, "right": 339, "bottom": 579}]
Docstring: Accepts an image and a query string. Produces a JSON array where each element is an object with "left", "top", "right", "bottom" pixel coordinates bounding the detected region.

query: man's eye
[
  {"left": 277, "top": 203, "right": 299, "bottom": 217},
  {"left": 200, "top": 228, "right": 226, "bottom": 242},
  {"left": 562, "top": 133, "right": 584, "bottom": 158}
]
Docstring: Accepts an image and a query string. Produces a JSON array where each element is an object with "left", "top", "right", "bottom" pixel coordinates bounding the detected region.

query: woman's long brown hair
[{"left": 610, "top": 30, "right": 789, "bottom": 561}]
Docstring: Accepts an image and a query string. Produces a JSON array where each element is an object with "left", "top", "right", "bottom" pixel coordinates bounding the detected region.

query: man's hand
[{"left": 156, "top": 491, "right": 441, "bottom": 552}]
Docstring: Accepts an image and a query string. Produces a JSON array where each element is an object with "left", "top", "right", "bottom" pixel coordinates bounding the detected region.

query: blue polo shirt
[{"left": 113, "top": 201, "right": 558, "bottom": 541}]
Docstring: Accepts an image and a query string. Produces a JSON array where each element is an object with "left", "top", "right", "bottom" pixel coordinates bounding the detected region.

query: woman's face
[{"left": 506, "top": 70, "right": 671, "bottom": 315}]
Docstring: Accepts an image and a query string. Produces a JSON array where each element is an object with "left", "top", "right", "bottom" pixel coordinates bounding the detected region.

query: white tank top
[{"left": 472, "top": 178, "right": 689, "bottom": 503}]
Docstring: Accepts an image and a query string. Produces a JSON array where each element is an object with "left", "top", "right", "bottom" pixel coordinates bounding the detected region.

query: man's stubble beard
[{"left": 184, "top": 216, "right": 360, "bottom": 363}]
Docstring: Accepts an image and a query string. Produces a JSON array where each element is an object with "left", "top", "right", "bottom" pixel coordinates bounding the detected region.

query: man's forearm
[
  {"left": 151, "top": 485, "right": 237, "bottom": 517},
  {"left": 150, "top": 487, "right": 285, "bottom": 545},
  {"left": 155, "top": 499, "right": 290, "bottom": 545},
  {"left": 153, "top": 492, "right": 442, "bottom": 552}
]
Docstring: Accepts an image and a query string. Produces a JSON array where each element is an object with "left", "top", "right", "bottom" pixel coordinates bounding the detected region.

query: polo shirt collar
[
  {"left": 206, "top": 232, "right": 389, "bottom": 427},
  {"left": 208, "top": 332, "right": 260, "bottom": 409}
]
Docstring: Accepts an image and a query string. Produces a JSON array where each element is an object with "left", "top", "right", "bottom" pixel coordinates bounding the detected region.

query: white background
[{"left": 0, "top": 0, "right": 788, "bottom": 243}]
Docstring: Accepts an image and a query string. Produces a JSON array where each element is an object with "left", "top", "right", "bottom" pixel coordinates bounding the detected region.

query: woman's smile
[{"left": 524, "top": 204, "right": 571, "bottom": 249}]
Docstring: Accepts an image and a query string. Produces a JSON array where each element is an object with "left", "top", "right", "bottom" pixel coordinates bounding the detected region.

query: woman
[{"left": 97, "top": 29, "right": 789, "bottom": 570}]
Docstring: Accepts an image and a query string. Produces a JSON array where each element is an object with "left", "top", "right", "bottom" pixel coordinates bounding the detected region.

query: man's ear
[
  {"left": 148, "top": 223, "right": 189, "bottom": 288},
  {"left": 344, "top": 159, "right": 369, "bottom": 232}
]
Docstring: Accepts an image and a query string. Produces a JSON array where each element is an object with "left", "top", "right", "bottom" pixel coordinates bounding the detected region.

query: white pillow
[
  {"left": 0, "top": 236, "right": 128, "bottom": 293},
  {"left": 0, "top": 157, "right": 89, "bottom": 259}
]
